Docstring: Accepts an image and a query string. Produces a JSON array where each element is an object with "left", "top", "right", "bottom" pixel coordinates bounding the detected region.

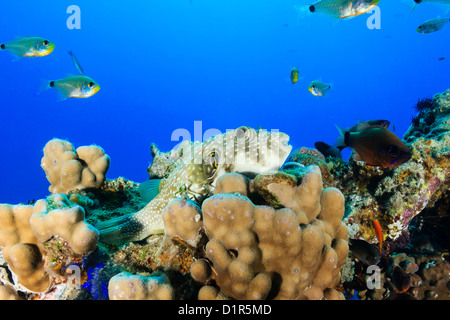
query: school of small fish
[{"left": 1, "top": 37, "right": 100, "bottom": 100}]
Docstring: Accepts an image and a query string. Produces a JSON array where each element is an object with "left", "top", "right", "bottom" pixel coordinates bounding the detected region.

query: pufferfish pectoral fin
[
  {"left": 138, "top": 179, "right": 162, "bottom": 203},
  {"left": 94, "top": 213, "right": 146, "bottom": 243}
]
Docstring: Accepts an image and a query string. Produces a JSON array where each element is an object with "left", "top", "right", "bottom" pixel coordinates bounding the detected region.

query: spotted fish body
[
  {"left": 97, "top": 127, "right": 292, "bottom": 243},
  {"left": 310, "top": 0, "right": 380, "bottom": 19}
]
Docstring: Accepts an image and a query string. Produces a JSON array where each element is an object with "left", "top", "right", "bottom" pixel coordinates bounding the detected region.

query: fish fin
[
  {"left": 138, "top": 179, "right": 161, "bottom": 203},
  {"left": 95, "top": 214, "right": 149, "bottom": 243},
  {"left": 356, "top": 120, "right": 371, "bottom": 131},
  {"left": 353, "top": 151, "right": 363, "bottom": 162},
  {"left": 405, "top": 3, "right": 418, "bottom": 22},
  {"left": 56, "top": 94, "right": 68, "bottom": 102},
  {"left": 294, "top": 5, "right": 312, "bottom": 21},
  {"left": 38, "top": 79, "right": 51, "bottom": 94},
  {"left": 334, "top": 124, "right": 348, "bottom": 148}
]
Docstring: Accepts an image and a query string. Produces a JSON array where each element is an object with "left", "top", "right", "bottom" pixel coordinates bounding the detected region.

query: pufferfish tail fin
[
  {"left": 138, "top": 179, "right": 161, "bottom": 203},
  {"left": 94, "top": 214, "right": 146, "bottom": 243}
]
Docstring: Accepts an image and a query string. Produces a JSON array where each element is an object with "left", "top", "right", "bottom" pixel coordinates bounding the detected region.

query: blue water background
[{"left": 1, "top": 0, "right": 449, "bottom": 204}]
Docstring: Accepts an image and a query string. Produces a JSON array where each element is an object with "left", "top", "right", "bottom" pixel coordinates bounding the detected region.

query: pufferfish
[
  {"left": 0, "top": 36, "right": 55, "bottom": 58},
  {"left": 309, "top": 0, "right": 380, "bottom": 19},
  {"left": 96, "top": 126, "right": 293, "bottom": 243}
]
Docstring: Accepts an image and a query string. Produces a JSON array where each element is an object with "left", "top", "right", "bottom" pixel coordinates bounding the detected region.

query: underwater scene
[{"left": 0, "top": 0, "right": 449, "bottom": 302}]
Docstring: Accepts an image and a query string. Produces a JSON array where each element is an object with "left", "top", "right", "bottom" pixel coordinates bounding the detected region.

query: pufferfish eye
[
  {"left": 208, "top": 151, "right": 219, "bottom": 169},
  {"left": 203, "top": 151, "right": 220, "bottom": 178},
  {"left": 43, "top": 40, "right": 49, "bottom": 46}
]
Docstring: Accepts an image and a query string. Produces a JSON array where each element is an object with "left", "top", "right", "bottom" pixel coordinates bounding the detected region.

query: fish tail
[
  {"left": 405, "top": 3, "right": 418, "bottom": 22},
  {"left": 38, "top": 79, "right": 52, "bottom": 94},
  {"left": 94, "top": 213, "right": 147, "bottom": 243},
  {"left": 334, "top": 124, "right": 348, "bottom": 148},
  {"left": 294, "top": 4, "right": 313, "bottom": 21}
]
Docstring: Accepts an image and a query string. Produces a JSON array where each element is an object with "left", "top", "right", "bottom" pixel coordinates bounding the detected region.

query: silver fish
[
  {"left": 67, "top": 50, "right": 85, "bottom": 75},
  {"left": 417, "top": 17, "right": 450, "bottom": 34}
]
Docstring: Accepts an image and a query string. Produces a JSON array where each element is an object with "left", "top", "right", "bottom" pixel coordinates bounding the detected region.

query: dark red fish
[
  {"left": 335, "top": 124, "right": 411, "bottom": 167},
  {"left": 392, "top": 266, "right": 410, "bottom": 294}
]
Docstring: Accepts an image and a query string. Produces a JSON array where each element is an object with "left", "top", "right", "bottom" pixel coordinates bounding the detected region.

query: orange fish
[{"left": 372, "top": 220, "right": 383, "bottom": 252}]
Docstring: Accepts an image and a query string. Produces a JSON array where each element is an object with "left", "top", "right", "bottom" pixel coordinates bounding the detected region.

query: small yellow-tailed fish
[
  {"left": 308, "top": 0, "right": 380, "bottom": 19},
  {"left": 417, "top": 17, "right": 450, "bottom": 33},
  {"left": 290, "top": 67, "right": 299, "bottom": 84},
  {"left": 308, "top": 80, "right": 331, "bottom": 96},
  {"left": 42, "top": 75, "right": 100, "bottom": 101},
  {"left": 0, "top": 37, "right": 55, "bottom": 58}
]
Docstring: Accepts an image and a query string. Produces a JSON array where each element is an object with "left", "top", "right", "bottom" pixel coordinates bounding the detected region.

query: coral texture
[
  {"left": 108, "top": 272, "right": 174, "bottom": 300},
  {"left": 162, "top": 198, "right": 203, "bottom": 246},
  {"left": 30, "top": 201, "right": 99, "bottom": 255},
  {"left": 189, "top": 166, "right": 349, "bottom": 300},
  {"left": 0, "top": 194, "right": 99, "bottom": 293},
  {"left": 41, "top": 138, "right": 110, "bottom": 194},
  {"left": 0, "top": 204, "right": 50, "bottom": 292}
]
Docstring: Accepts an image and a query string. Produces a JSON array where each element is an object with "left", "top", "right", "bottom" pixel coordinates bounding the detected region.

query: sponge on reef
[
  {"left": 41, "top": 138, "right": 110, "bottom": 194},
  {"left": 189, "top": 165, "right": 349, "bottom": 300},
  {"left": 108, "top": 272, "right": 174, "bottom": 300}
]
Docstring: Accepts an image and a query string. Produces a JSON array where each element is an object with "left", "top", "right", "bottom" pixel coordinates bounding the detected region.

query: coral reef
[
  {"left": 354, "top": 252, "right": 450, "bottom": 300},
  {"left": 30, "top": 203, "right": 99, "bottom": 255},
  {"left": 188, "top": 166, "right": 348, "bottom": 300},
  {"left": 41, "top": 138, "right": 110, "bottom": 194},
  {"left": 0, "top": 193, "right": 99, "bottom": 296},
  {"left": 285, "top": 90, "right": 449, "bottom": 250},
  {"left": 0, "top": 204, "right": 50, "bottom": 292},
  {"left": 1, "top": 90, "right": 449, "bottom": 301},
  {"left": 108, "top": 272, "right": 174, "bottom": 300},
  {"left": 162, "top": 198, "right": 203, "bottom": 246}
]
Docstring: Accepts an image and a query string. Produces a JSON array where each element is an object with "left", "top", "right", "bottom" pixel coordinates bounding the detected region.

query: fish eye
[
  {"left": 203, "top": 150, "right": 220, "bottom": 178},
  {"left": 88, "top": 82, "right": 95, "bottom": 88},
  {"left": 210, "top": 152, "right": 218, "bottom": 169},
  {"left": 43, "top": 40, "right": 49, "bottom": 46},
  {"left": 387, "top": 145, "right": 400, "bottom": 156}
]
